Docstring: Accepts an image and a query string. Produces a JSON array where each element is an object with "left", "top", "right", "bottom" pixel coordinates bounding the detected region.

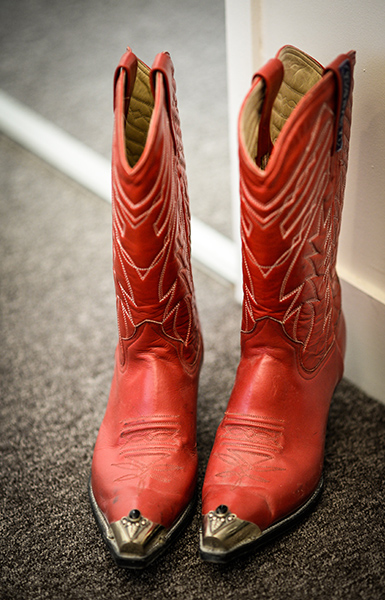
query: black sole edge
[
  {"left": 199, "top": 476, "right": 324, "bottom": 565},
  {"left": 88, "top": 477, "right": 197, "bottom": 570}
]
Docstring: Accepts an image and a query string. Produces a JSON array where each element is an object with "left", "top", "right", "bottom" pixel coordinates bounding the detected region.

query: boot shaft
[
  {"left": 239, "top": 46, "right": 355, "bottom": 371},
  {"left": 111, "top": 49, "right": 200, "bottom": 364}
]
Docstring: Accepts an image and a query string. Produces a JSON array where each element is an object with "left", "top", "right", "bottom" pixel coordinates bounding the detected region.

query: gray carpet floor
[{"left": 1, "top": 1, "right": 385, "bottom": 599}]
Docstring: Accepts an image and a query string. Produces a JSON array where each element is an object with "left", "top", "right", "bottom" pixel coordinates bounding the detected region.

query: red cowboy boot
[
  {"left": 89, "top": 48, "right": 203, "bottom": 568},
  {"left": 201, "top": 45, "right": 355, "bottom": 563}
]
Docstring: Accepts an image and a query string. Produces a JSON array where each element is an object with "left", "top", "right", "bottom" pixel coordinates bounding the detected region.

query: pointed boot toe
[
  {"left": 200, "top": 487, "right": 271, "bottom": 563},
  {"left": 200, "top": 477, "right": 324, "bottom": 563},
  {"left": 200, "top": 504, "right": 262, "bottom": 563},
  {"left": 89, "top": 481, "right": 195, "bottom": 568}
]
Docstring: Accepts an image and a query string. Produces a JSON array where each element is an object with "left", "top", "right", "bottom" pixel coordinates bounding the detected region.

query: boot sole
[
  {"left": 199, "top": 476, "right": 324, "bottom": 564},
  {"left": 88, "top": 477, "right": 196, "bottom": 569}
]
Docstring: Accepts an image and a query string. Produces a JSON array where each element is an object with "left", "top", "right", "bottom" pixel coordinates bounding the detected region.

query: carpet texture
[{"left": 1, "top": 134, "right": 385, "bottom": 599}]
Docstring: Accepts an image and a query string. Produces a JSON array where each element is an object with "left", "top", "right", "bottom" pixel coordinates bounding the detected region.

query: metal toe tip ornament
[
  {"left": 109, "top": 512, "right": 164, "bottom": 559},
  {"left": 200, "top": 507, "right": 262, "bottom": 563},
  {"left": 89, "top": 481, "right": 196, "bottom": 569}
]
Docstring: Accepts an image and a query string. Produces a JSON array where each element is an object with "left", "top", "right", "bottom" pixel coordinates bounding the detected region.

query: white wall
[{"left": 225, "top": 0, "right": 385, "bottom": 403}]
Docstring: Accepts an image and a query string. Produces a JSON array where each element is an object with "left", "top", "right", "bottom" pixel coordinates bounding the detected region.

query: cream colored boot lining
[
  {"left": 241, "top": 81, "right": 266, "bottom": 163},
  {"left": 241, "top": 47, "right": 323, "bottom": 167},
  {"left": 124, "top": 60, "right": 154, "bottom": 167},
  {"left": 271, "top": 46, "right": 323, "bottom": 143}
]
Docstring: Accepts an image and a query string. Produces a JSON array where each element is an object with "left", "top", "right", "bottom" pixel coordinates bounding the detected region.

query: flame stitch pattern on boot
[
  {"left": 112, "top": 84, "right": 200, "bottom": 372},
  {"left": 109, "top": 53, "right": 200, "bottom": 373},
  {"left": 241, "top": 98, "right": 351, "bottom": 372}
]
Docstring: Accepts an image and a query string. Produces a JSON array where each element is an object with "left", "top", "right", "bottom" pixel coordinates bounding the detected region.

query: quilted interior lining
[
  {"left": 242, "top": 46, "right": 324, "bottom": 167},
  {"left": 125, "top": 60, "right": 154, "bottom": 167}
]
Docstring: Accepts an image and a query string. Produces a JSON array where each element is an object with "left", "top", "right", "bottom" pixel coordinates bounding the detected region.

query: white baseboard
[{"left": 340, "top": 279, "right": 385, "bottom": 403}]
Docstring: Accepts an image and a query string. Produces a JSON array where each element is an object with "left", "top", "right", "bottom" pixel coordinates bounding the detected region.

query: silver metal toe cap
[
  {"left": 109, "top": 511, "right": 164, "bottom": 558},
  {"left": 200, "top": 506, "right": 262, "bottom": 555}
]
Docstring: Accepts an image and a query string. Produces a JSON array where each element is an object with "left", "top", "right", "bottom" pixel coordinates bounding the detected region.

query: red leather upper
[
  {"left": 240, "top": 50, "right": 355, "bottom": 371},
  {"left": 91, "top": 49, "right": 202, "bottom": 529},
  {"left": 202, "top": 47, "right": 355, "bottom": 529},
  {"left": 112, "top": 51, "right": 200, "bottom": 368}
]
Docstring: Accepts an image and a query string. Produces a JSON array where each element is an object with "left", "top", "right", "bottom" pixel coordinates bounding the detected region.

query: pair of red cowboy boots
[{"left": 89, "top": 45, "right": 355, "bottom": 567}]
